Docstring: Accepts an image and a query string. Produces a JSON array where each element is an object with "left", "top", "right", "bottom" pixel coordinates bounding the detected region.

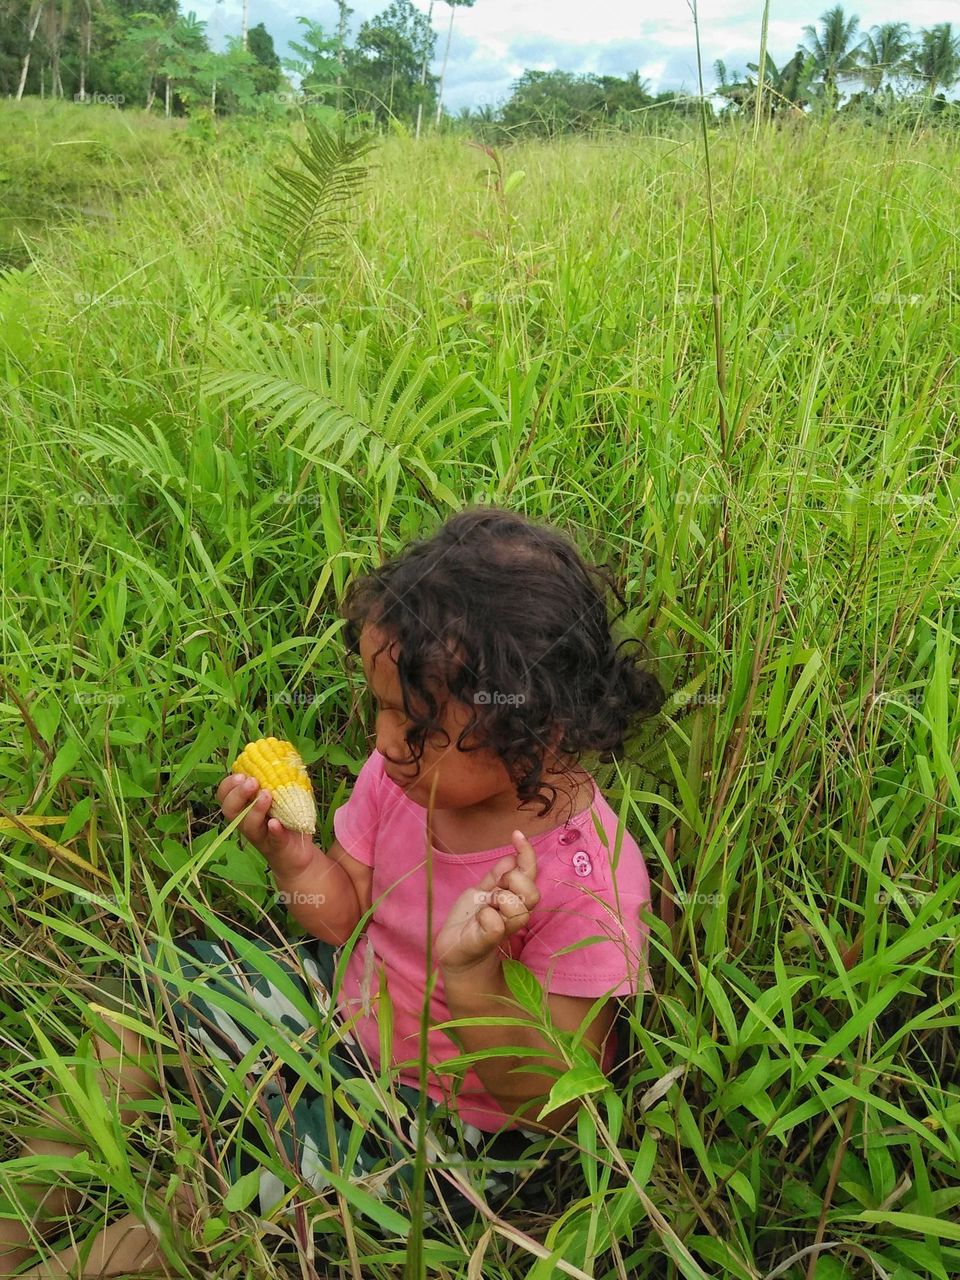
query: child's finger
[
  {"left": 498, "top": 866, "right": 540, "bottom": 911},
  {"left": 436, "top": 905, "right": 503, "bottom": 968},
  {"left": 220, "top": 775, "right": 263, "bottom": 821},
  {"left": 491, "top": 887, "right": 530, "bottom": 921},
  {"left": 238, "top": 790, "right": 275, "bottom": 847},
  {"left": 475, "top": 853, "right": 518, "bottom": 893},
  {"left": 475, "top": 904, "right": 506, "bottom": 944},
  {"left": 218, "top": 775, "right": 251, "bottom": 819},
  {"left": 511, "top": 830, "right": 538, "bottom": 881},
  {"left": 217, "top": 774, "right": 244, "bottom": 806}
]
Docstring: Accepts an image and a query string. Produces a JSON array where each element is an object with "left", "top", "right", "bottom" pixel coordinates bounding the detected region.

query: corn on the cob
[{"left": 231, "top": 737, "right": 316, "bottom": 835}]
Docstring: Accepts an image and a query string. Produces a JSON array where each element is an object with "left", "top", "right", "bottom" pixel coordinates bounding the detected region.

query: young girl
[{"left": 0, "top": 505, "right": 664, "bottom": 1277}]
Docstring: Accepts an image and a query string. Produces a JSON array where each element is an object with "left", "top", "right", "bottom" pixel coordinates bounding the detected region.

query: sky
[{"left": 191, "top": 1, "right": 958, "bottom": 112}]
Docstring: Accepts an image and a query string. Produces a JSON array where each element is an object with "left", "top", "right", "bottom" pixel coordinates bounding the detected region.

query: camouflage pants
[{"left": 99, "top": 931, "right": 566, "bottom": 1228}]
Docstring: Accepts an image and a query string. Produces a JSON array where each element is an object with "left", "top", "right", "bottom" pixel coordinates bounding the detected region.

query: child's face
[{"left": 359, "top": 623, "right": 516, "bottom": 811}]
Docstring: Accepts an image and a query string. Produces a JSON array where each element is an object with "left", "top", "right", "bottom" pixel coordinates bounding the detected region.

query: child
[{"left": 0, "top": 505, "right": 664, "bottom": 1277}]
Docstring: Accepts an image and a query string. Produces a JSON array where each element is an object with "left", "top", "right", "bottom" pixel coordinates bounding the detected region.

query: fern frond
[
  {"left": 248, "top": 120, "right": 376, "bottom": 282},
  {"left": 659, "top": 671, "right": 710, "bottom": 719},
  {"left": 629, "top": 734, "right": 674, "bottom": 780},
  {"left": 202, "top": 315, "right": 487, "bottom": 508}
]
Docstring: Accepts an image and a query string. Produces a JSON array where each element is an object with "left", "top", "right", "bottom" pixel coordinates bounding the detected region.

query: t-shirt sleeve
[
  {"left": 332, "top": 751, "right": 384, "bottom": 867},
  {"left": 518, "top": 853, "right": 654, "bottom": 998}
]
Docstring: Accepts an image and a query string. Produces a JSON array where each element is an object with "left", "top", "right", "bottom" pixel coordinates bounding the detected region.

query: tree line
[
  {"left": 480, "top": 8, "right": 960, "bottom": 137},
  {"left": 1, "top": 1, "right": 958, "bottom": 134},
  {"left": 713, "top": 7, "right": 960, "bottom": 121},
  {"left": 0, "top": 0, "right": 441, "bottom": 124}
]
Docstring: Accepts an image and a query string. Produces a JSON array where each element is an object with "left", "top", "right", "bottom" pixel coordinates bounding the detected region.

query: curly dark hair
[{"left": 341, "top": 505, "right": 665, "bottom": 817}]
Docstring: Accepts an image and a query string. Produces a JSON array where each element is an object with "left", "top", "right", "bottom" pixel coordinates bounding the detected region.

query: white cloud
[{"left": 191, "top": 0, "right": 960, "bottom": 113}]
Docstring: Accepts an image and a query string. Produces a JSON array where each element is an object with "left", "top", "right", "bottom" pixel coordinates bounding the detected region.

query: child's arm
[
  {"left": 442, "top": 962, "right": 616, "bottom": 1132},
  {"left": 218, "top": 773, "right": 372, "bottom": 945},
  {"left": 437, "top": 830, "right": 614, "bottom": 1132},
  {"left": 271, "top": 837, "right": 372, "bottom": 945}
]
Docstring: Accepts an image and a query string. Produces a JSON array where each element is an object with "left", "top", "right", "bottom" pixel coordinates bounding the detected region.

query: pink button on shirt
[{"left": 332, "top": 750, "right": 655, "bottom": 1132}]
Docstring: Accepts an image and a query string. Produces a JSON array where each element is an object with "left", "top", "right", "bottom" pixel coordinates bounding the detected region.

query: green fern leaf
[
  {"left": 660, "top": 671, "right": 711, "bottom": 719},
  {"left": 202, "top": 316, "right": 481, "bottom": 509},
  {"left": 248, "top": 120, "right": 376, "bottom": 281}
]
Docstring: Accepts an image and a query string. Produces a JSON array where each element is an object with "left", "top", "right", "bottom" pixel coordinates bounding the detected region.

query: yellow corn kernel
[{"left": 231, "top": 737, "right": 316, "bottom": 835}]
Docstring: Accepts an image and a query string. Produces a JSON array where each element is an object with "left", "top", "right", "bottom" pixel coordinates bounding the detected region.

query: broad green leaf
[
  {"left": 501, "top": 957, "right": 544, "bottom": 1013},
  {"left": 223, "top": 1167, "right": 263, "bottom": 1212}
]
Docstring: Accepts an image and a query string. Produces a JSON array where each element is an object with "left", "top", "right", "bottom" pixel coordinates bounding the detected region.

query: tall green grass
[{"left": 0, "top": 99, "right": 958, "bottom": 1279}]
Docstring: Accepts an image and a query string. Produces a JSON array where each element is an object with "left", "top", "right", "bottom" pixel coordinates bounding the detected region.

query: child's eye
[{"left": 372, "top": 696, "right": 404, "bottom": 719}]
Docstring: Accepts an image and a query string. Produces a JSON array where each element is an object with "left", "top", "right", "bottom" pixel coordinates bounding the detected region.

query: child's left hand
[{"left": 435, "top": 831, "right": 540, "bottom": 975}]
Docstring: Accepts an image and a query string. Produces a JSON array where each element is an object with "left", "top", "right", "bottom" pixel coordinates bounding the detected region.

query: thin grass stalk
[
  {"left": 753, "top": 0, "right": 771, "bottom": 140},
  {"left": 689, "top": 0, "right": 728, "bottom": 458},
  {"left": 403, "top": 774, "right": 441, "bottom": 1280}
]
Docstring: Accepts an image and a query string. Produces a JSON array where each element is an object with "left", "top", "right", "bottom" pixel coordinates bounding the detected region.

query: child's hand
[
  {"left": 435, "top": 831, "right": 540, "bottom": 975},
  {"left": 217, "top": 773, "right": 316, "bottom": 876}
]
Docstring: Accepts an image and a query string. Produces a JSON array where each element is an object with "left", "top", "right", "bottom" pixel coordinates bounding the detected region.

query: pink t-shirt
[{"left": 332, "top": 749, "right": 655, "bottom": 1132}]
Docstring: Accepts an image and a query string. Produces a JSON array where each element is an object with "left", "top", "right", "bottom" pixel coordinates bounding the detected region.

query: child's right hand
[{"left": 216, "top": 773, "right": 316, "bottom": 877}]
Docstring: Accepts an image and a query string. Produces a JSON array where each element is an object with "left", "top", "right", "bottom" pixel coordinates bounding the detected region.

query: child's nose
[{"left": 375, "top": 724, "right": 403, "bottom": 761}]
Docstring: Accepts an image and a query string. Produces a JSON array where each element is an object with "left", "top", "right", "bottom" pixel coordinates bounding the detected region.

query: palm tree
[
  {"left": 751, "top": 50, "right": 814, "bottom": 115},
  {"left": 802, "top": 5, "right": 865, "bottom": 104},
  {"left": 857, "top": 22, "right": 911, "bottom": 93},
  {"left": 777, "top": 49, "right": 815, "bottom": 108},
  {"left": 435, "top": 0, "right": 475, "bottom": 126},
  {"left": 907, "top": 24, "right": 960, "bottom": 97},
  {"left": 715, "top": 51, "right": 812, "bottom": 117}
]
